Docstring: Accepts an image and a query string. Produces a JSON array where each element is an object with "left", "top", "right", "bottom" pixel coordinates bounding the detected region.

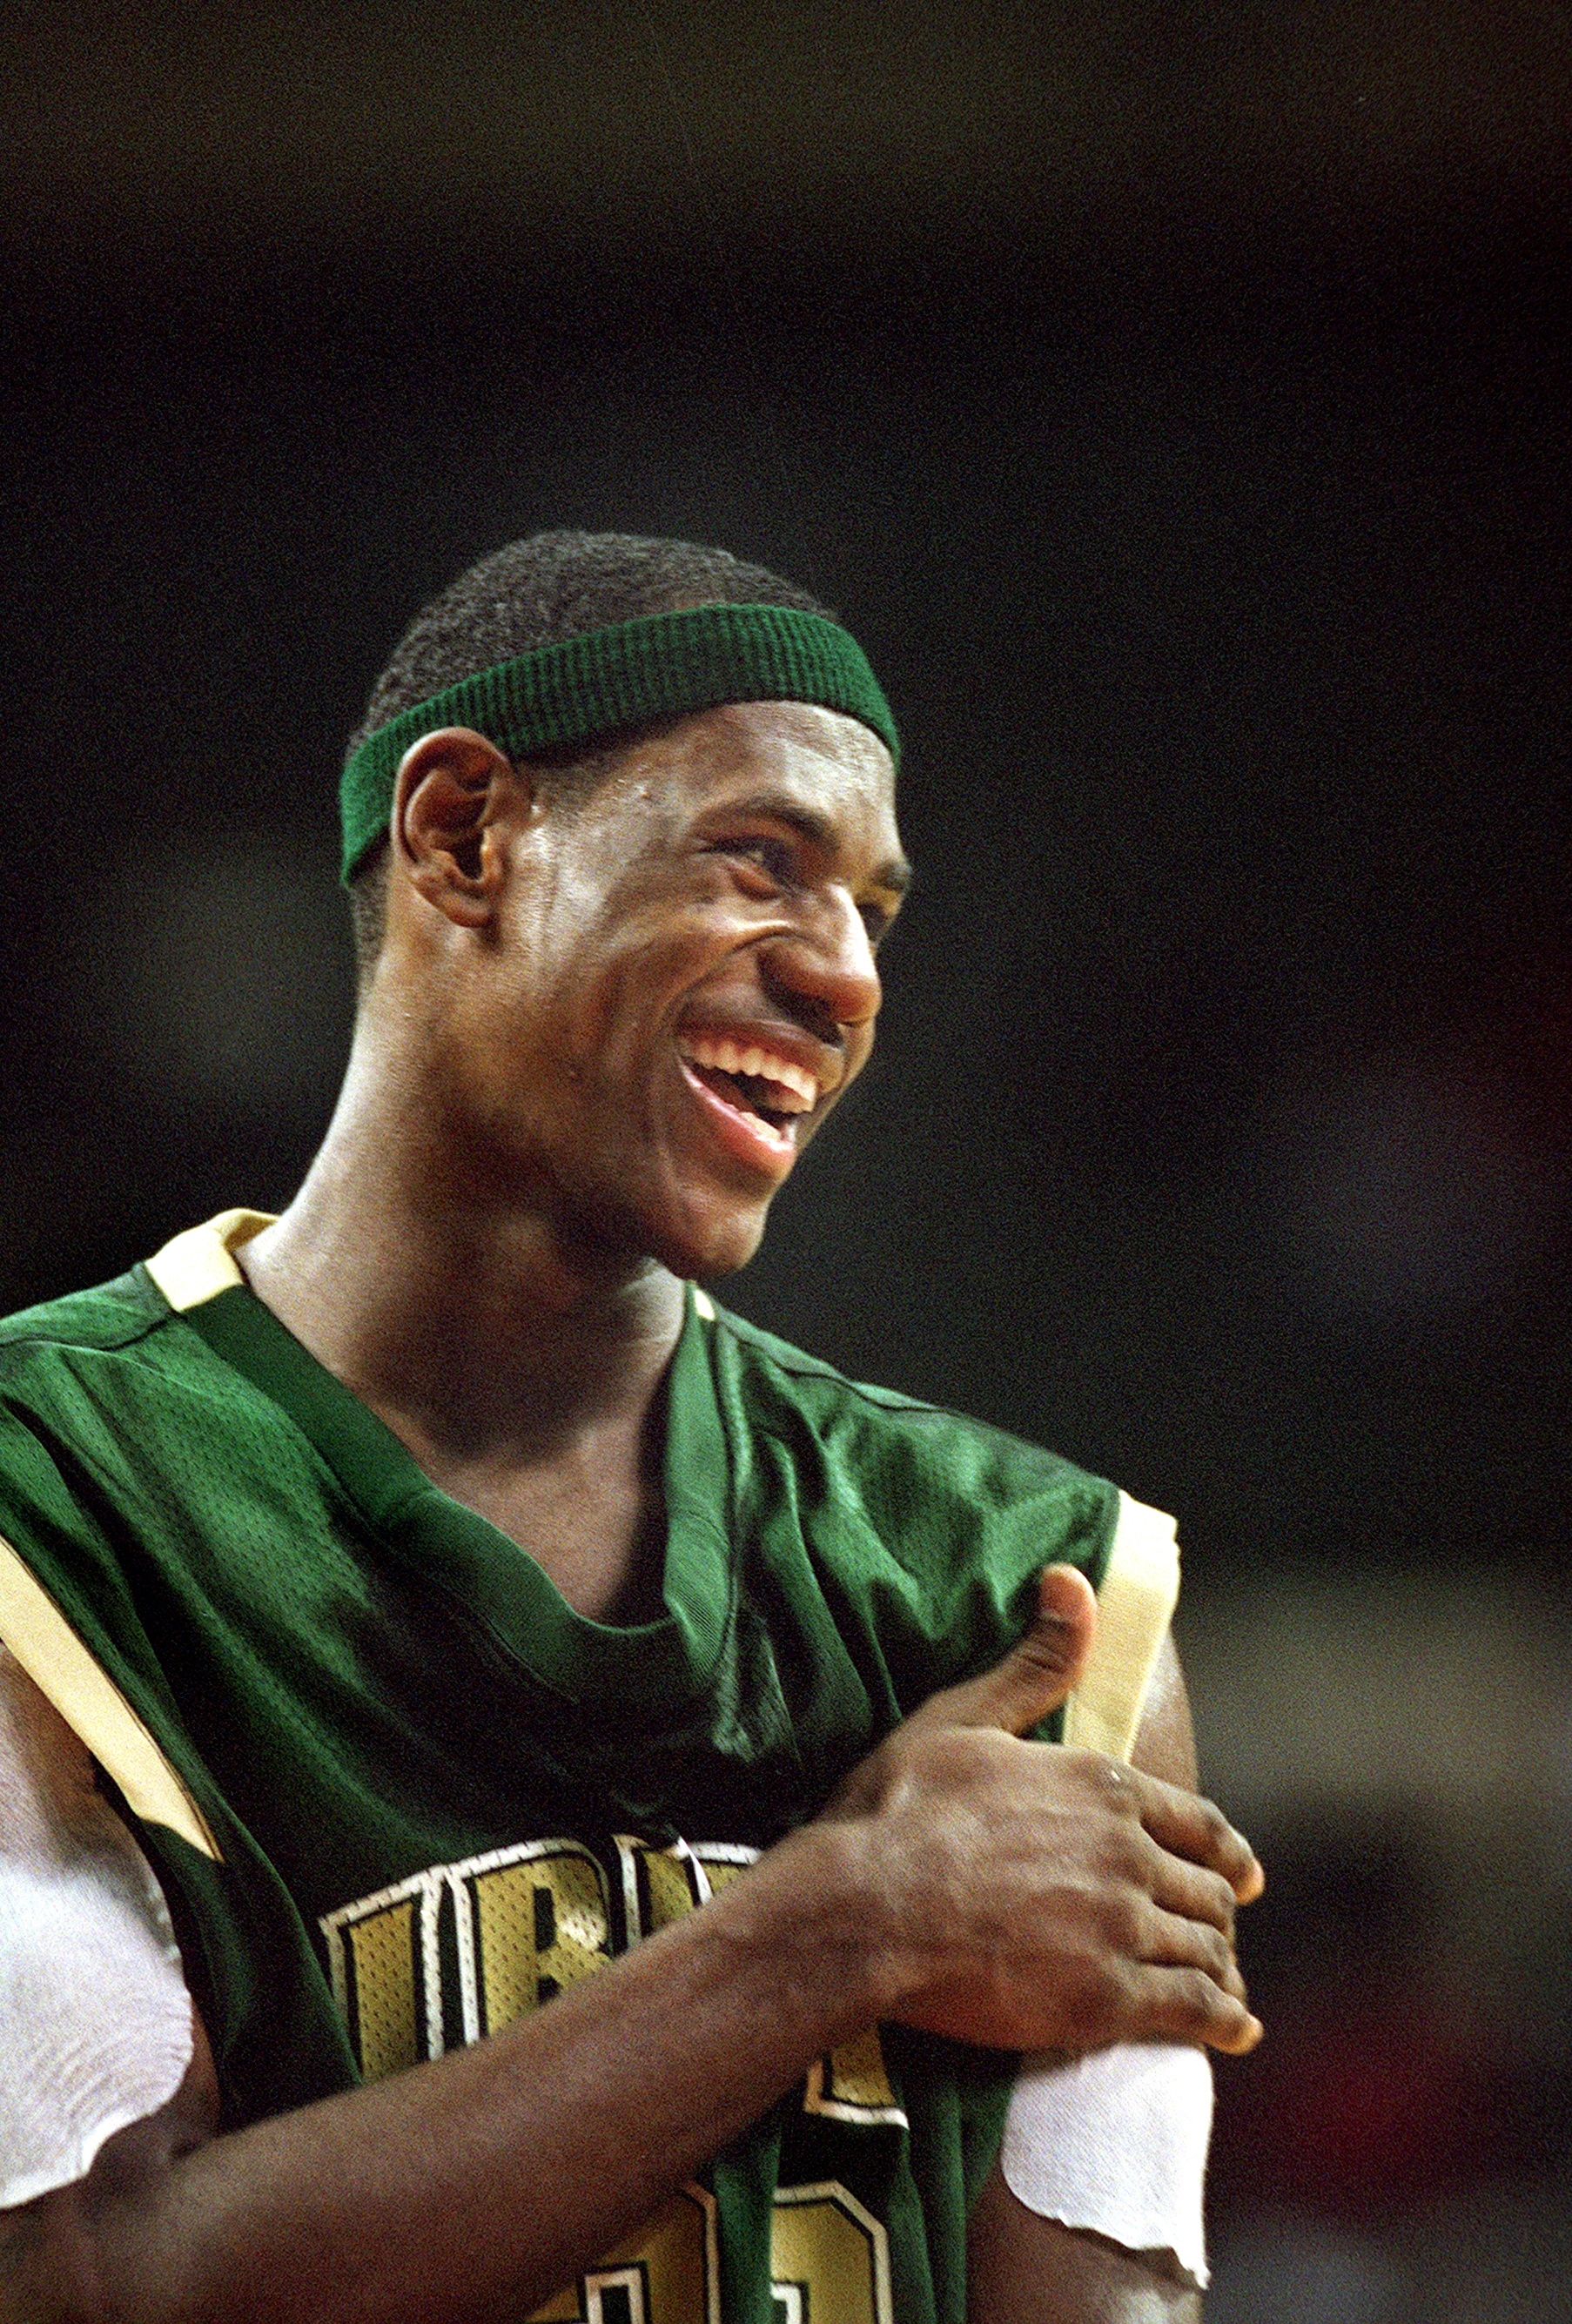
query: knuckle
[
  {"left": 1110, "top": 1824, "right": 1159, "bottom": 1887},
  {"left": 1199, "top": 1798, "right": 1242, "bottom": 1863},
  {"left": 1197, "top": 1924, "right": 1233, "bottom": 1980},
  {"left": 1177, "top": 1967, "right": 1222, "bottom": 2027},
  {"left": 1103, "top": 1891, "right": 1148, "bottom": 1955},
  {"left": 1197, "top": 1799, "right": 1228, "bottom": 1846},
  {"left": 1059, "top": 1745, "right": 1110, "bottom": 1790},
  {"left": 1068, "top": 1752, "right": 1140, "bottom": 1827},
  {"left": 1072, "top": 1956, "right": 1128, "bottom": 2039},
  {"left": 1208, "top": 1873, "right": 1239, "bottom": 1932},
  {"left": 1011, "top": 1634, "right": 1074, "bottom": 1684}
]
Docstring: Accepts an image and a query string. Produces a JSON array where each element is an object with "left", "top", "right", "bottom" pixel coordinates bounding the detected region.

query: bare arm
[
  {"left": 967, "top": 2184, "right": 1202, "bottom": 2324},
  {"left": 965, "top": 1636, "right": 1223, "bottom": 2322},
  {"left": 14, "top": 1817, "right": 885, "bottom": 2324},
  {"left": 3, "top": 1579, "right": 1259, "bottom": 2324}
]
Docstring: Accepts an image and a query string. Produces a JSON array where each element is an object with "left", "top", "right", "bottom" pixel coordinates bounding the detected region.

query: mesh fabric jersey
[{"left": 0, "top": 1215, "right": 1171, "bottom": 2324}]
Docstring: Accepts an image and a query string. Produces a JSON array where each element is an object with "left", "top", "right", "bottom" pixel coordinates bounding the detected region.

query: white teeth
[{"left": 677, "top": 1031, "right": 820, "bottom": 1112}]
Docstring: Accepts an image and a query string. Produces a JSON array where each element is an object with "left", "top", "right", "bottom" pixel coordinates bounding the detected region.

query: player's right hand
[{"left": 814, "top": 1565, "right": 1264, "bottom": 2059}]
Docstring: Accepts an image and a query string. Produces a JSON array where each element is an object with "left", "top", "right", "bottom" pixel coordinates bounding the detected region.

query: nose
[{"left": 762, "top": 890, "right": 883, "bottom": 1035}]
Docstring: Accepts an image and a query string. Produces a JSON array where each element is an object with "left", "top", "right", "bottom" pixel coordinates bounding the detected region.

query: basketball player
[{"left": 0, "top": 534, "right": 1261, "bottom": 2321}]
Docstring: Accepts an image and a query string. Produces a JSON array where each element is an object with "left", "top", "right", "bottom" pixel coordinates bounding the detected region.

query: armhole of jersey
[
  {"left": 1061, "top": 1490, "right": 1179, "bottom": 1763},
  {"left": 0, "top": 1535, "right": 221, "bottom": 1861}
]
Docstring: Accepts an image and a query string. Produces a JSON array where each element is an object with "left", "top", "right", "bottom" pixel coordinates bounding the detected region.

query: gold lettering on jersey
[
  {"left": 804, "top": 2027, "right": 903, "bottom": 2123},
  {"left": 339, "top": 1897, "right": 420, "bottom": 2081},
  {"left": 468, "top": 1848, "right": 613, "bottom": 2032},
  {"left": 687, "top": 1851, "right": 753, "bottom": 1903},
  {"left": 614, "top": 1837, "right": 758, "bottom": 1940},
  {"left": 617, "top": 1837, "right": 708, "bottom": 1936},
  {"left": 321, "top": 1835, "right": 901, "bottom": 2126},
  {"left": 323, "top": 1871, "right": 446, "bottom": 2073}
]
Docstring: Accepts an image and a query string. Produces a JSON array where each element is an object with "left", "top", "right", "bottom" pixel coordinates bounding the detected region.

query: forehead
[{"left": 608, "top": 699, "right": 903, "bottom": 856}]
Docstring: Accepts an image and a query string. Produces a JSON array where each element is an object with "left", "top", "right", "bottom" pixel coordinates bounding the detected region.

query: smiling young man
[{"left": 0, "top": 533, "right": 1260, "bottom": 2323}]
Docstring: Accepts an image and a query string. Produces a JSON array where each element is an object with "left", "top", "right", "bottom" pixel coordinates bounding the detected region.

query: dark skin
[
  {"left": 964, "top": 1641, "right": 1217, "bottom": 2323},
  {"left": 0, "top": 703, "right": 1260, "bottom": 2320}
]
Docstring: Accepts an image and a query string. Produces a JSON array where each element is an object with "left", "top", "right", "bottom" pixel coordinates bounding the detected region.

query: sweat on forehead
[{"left": 338, "top": 603, "right": 901, "bottom": 886}]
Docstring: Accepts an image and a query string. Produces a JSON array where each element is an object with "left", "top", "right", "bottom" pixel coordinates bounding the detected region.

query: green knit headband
[{"left": 339, "top": 602, "right": 900, "bottom": 884}]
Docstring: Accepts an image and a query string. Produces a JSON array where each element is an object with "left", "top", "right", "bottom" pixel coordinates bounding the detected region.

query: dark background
[{"left": 4, "top": 6, "right": 1569, "bottom": 2312}]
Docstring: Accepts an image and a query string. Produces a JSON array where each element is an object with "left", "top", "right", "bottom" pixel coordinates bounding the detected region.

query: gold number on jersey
[
  {"left": 524, "top": 2180, "right": 888, "bottom": 2324},
  {"left": 770, "top": 2182, "right": 892, "bottom": 2324},
  {"left": 527, "top": 2185, "right": 718, "bottom": 2324}
]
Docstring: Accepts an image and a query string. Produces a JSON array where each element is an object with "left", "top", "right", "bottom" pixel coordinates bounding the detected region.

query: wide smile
[{"left": 675, "top": 1028, "right": 823, "bottom": 1175}]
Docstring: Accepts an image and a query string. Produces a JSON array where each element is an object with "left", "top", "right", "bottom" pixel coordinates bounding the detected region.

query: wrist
[{"left": 700, "top": 1818, "right": 895, "bottom": 2054}]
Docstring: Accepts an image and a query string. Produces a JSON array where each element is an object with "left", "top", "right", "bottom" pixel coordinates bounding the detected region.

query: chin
[
  {"left": 668, "top": 1221, "right": 769, "bottom": 1286},
  {"left": 645, "top": 1189, "right": 773, "bottom": 1284}
]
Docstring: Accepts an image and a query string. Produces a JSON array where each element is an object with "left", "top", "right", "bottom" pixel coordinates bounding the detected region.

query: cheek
[{"left": 566, "top": 912, "right": 740, "bottom": 1054}]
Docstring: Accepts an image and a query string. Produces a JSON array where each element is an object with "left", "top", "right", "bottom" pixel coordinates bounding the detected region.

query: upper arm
[
  {"left": 965, "top": 1631, "right": 1210, "bottom": 2321},
  {"left": 1126, "top": 1632, "right": 1198, "bottom": 1794},
  {"left": 966, "top": 2166, "right": 1200, "bottom": 2323}
]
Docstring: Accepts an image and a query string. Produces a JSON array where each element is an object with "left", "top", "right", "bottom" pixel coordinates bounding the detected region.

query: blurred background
[{"left": 3, "top": 3, "right": 1569, "bottom": 2311}]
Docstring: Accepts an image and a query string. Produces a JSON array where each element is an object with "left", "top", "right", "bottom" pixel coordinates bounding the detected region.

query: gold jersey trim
[
  {"left": 143, "top": 1208, "right": 276, "bottom": 1313},
  {"left": 0, "top": 1207, "right": 273, "bottom": 1859},
  {"left": 1063, "top": 1490, "right": 1179, "bottom": 1763},
  {"left": 0, "top": 1535, "right": 220, "bottom": 1860}
]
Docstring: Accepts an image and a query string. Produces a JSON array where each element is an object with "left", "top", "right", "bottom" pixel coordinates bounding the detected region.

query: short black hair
[{"left": 345, "top": 530, "right": 838, "bottom": 986}]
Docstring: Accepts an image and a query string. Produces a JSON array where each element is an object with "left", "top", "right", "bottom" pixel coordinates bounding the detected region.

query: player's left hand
[{"left": 813, "top": 1563, "right": 1264, "bottom": 2058}]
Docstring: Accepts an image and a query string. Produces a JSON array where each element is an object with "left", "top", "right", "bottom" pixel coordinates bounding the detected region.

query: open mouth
[{"left": 675, "top": 1031, "right": 819, "bottom": 1150}]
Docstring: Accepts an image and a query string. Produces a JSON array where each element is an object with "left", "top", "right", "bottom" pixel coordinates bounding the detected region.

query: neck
[{"left": 240, "top": 1034, "right": 687, "bottom": 1468}]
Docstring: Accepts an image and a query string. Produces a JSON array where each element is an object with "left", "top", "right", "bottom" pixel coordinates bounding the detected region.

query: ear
[{"left": 393, "top": 728, "right": 529, "bottom": 925}]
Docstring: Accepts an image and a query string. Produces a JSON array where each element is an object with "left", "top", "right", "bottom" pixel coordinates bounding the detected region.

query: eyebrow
[{"left": 721, "top": 789, "right": 914, "bottom": 898}]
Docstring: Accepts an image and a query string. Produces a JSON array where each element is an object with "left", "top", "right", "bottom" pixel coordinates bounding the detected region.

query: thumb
[
  {"left": 819, "top": 1564, "right": 1100, "bottom": 1820},
  {"left": 911, "top": 1563, "right": 1099, "bottom": 1740}
]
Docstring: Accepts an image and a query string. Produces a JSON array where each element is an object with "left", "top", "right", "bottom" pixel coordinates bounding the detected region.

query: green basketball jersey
[{"left": 0, "top": 1214, "right": 1178, "bottom": 2324}]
